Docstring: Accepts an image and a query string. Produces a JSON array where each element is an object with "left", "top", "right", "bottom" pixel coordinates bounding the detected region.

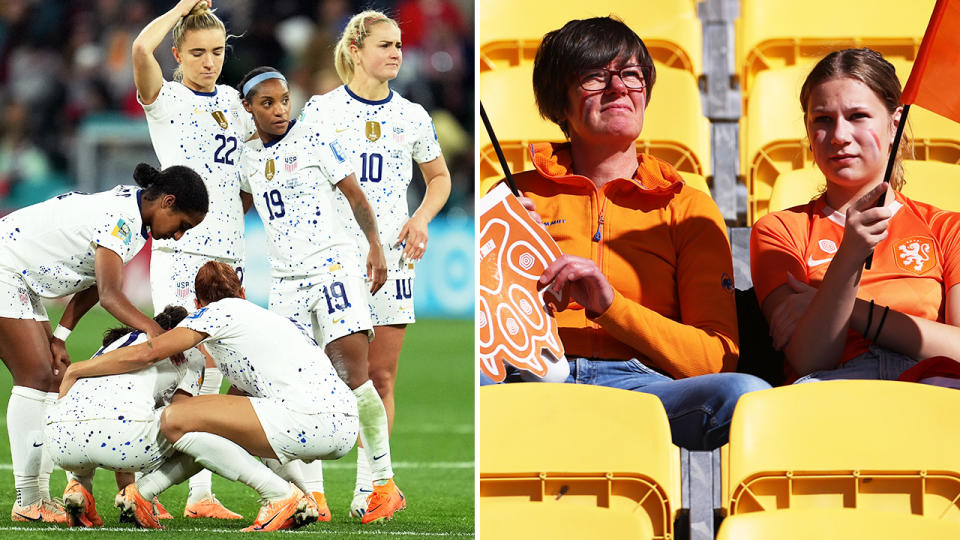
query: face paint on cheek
[{"left": 868, "top": 129, "right": 883, "bottom": 154}]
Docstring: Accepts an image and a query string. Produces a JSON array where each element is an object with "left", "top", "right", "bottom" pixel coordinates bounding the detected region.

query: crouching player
[
  {"left": 45, "top": 305, "right": 197, "bottom": 527},
  {"left": 58, "top": 262, "right": 360, "bottom": 531}
]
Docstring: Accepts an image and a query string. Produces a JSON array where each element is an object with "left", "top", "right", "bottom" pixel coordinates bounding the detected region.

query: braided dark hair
[{"left": 133, "top": 163, "right": 209, "bottom": 216}]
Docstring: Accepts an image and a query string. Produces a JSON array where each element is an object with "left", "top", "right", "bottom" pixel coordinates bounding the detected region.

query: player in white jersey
[
  {"left": 131, "top": 0, "right": 254, "bottom": 518},
  {"left": 237, "top": 67, "right": 403, "bottom": 523},
  {"left": 300, "top": 10, "right": 451, "bottom": 517},
  {"left": 0, "top": 163, "right": 207, "bottom": 523},
  {"left": 59, "top": 262, "right": 361, "bottom": 531},
  {"left": 45, "top": 306, "right": 198, "bottom": 527}
]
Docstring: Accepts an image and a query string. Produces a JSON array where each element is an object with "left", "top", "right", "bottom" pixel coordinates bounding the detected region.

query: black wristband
[
  {"left": 865, "top": 299, "right": 875, "bottom": 339},
  {"left": 874, "top": 305, "right": 890, "bottom": 342}
]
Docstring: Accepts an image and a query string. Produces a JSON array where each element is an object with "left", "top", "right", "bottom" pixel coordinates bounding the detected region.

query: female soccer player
[
  {"left": 46, "top": 306, "right": 197, "bottom": 527},
  {"left": 0, "top": 162, "right": 207, "bottom": 522},
  {"left": 751, "top": 48, "right": 960, "bottom": 381},
  {"left": 59, "top": 262, "right": 362, "bottom": 531},
  {"left": 237, "top": 66, "right": 403, "bottom": 523},
  {"left": 132, "top": 0, "right": 253, "bottom": 518},
  {"left": 300, "top": 10, "right": 451, "bottom": 518}
]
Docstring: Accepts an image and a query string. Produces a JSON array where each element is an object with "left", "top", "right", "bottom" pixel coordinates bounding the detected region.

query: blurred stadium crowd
[{"left": 0, "top": 0, "right": 474, "bottom": 216}]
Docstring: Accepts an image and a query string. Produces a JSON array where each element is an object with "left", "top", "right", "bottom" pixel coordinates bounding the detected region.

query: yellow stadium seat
[
  {"left": 477, "top": 0, "right": 702, "bottom": 75},
  {"left": 478, "top": 383, "right": 681, "bottom": 540},
  {"left": 736, "top": 0, "right": 935, "bottom": 96},
  {"left": 478, "top": 63, "right": 711, "bottom": 195},
  {"left": 742, "top": 59, "right": 960, "bottom": 223},
  {"left": 717, "top": 509, "right": 960, "bottom": 540},
  {"left": 724, "top": 381, "right": 960, "bottom": 523},
  {"left": 767, "top": 160, "right": 960, "bottom": 214}
]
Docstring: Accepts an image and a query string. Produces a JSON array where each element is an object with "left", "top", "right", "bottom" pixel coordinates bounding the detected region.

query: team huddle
[{"left": 0, "top": 0, "right": 450, "bottom": 532}]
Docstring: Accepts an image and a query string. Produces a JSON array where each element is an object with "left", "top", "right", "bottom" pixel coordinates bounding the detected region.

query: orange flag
[
  {"left": 478, "top": 183, "right": 567, "bottom": 383},
  {"left": 902, "top": 0, "right": 960, "bottom": 123}
]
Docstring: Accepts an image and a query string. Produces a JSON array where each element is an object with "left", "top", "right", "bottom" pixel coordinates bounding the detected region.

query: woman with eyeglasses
[{"left": 487, "top": 16, "right": 769, "bottom": 451}]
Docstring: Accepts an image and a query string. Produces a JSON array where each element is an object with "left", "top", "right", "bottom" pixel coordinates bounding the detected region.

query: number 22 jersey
[{"left": 140, "top": 81, "right": 255, "bottom": 260}]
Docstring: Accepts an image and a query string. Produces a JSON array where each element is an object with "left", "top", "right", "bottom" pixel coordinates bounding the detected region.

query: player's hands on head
[
  {"left": 517, "top": 196, "right": 545, "bottom": 228},
  {"left": 144, "top": 320, "right": 166, "bottom": 340},
  {"left": 178, "top": 0, "right": 209, "bottom": 17},
  {"left": 839, "top": 183, "right": 893, "bottom": 263},
  {"left": 367, "top": 243, "right": 388, "bottom": 294},
  {"left": 768, "top": 272, "right": 816, "bottom": 350},
  {"left": 538, "top": 254, "right": 615, "bottom": 318},
  {"left": 398, "top": 215, "right": 429, "bottom": 262}
]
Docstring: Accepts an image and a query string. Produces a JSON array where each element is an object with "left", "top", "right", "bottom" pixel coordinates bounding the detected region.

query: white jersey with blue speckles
[
  {"left": 179, "top": 297, "right": 355, "bottom": 415},
  {"left": 0, "top": 186, "right": 147, "bottom": 298},
  {"left": 47, "top": 330, "right": 203, "bottom": 423},
  {"left": 140, "top": 81, "right": 255, "bottom": 260},
  {"left": 302, "top": 86, "right": 442, "bottom": 278},
  {"left": 240, "top": 120, "right": 360, "bottom": 278}
]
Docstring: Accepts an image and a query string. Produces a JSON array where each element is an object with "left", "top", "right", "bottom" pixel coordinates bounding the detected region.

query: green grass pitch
[{"left": 0, "top": 306, "right": 475, "bottom": 538}]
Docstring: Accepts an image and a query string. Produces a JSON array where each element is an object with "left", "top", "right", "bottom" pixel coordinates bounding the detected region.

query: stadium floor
[{"left": 0, "top": 307, "right": 475, "bottom": 538}]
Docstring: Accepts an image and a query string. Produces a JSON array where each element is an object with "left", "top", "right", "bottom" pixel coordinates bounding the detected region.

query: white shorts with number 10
[{"left": 269, "top": 272, "right": 373, "bottom": 347}]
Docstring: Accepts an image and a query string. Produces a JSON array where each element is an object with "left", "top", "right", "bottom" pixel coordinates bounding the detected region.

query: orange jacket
[{"left": 513, "top": 143, "right": 738, "bottom": 378}]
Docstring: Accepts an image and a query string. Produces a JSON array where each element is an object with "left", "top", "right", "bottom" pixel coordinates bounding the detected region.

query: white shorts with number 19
[{"left": 269, "top": 272, "right": 373, "bottom": 347}]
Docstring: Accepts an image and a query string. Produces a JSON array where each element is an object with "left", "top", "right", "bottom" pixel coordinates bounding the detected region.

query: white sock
[
  {"left": 174, "top": 432, "right": 290, "bottom": 501},
  {"left": 38, "top": 393, "right": 57, "bottom": 501},
  {"left": 138, "top": 452, "right": 202, "bottom": 501},
  {"left": 264, "top": 458, "right": 308, "bottom": 495},
  {"left": 8, "top": 386, "right": 48, "bottom": 506},
  {"left": 297, "top": 460, "right": 325, "bottom": 494},
  {"left": 355, "top": 446, "right": 372, "bottom": 493},
  {"left": 353, "top": 380, "right": 393, "bottom": 484},
  {"left": 187, "top": 364, "right": 221, "bottom": 503}
]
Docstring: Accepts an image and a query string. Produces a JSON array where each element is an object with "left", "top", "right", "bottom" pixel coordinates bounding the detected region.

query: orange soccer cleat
[
  {"left": 183, "top": 494, "right": 242, "bottom": 519},
  {"left": 11, "top": 498, "right": 69, "bottom": 524},
  {"left": 241, "top": 485, "right": 312, "bottom": 532},
  {"left": 115, "top": 484, "right": 163, "bottom": 529},
  {"left": 62, "top": 480, "right": 103, "bottom": 527},
  {"left": 310, "top": 491, "right": 331, "bottom": 523},
  {"left": 360, "top": 479, "right": 406, "bottom": 524},
  {"left": 152, "top": 497, "right": 173, "bottom": 520}
]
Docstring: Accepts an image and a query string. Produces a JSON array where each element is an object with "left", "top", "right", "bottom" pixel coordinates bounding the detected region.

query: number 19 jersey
[
  {"left": 140, "top": 81, "right": 255, "bottom": 260},
  {"left": 240, "top": 119, "right": 359, "bottom": 278}
]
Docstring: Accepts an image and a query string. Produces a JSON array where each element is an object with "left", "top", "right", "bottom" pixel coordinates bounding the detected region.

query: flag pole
[
  {"left": 479, "top": 101, "right": 520, "bottom": 197},
  {"left": 865, "top": 103, "right": 911, "bottom": 270}
]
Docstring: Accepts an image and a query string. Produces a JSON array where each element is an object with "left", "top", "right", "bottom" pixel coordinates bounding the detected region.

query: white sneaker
[{"left": 348, "top": 487, "right": 373, "bottom": 519}]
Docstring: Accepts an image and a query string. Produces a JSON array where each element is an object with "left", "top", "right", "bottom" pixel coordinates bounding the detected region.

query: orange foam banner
[{"left": 477, "top": 183, "right": 567, "bottom": 383}]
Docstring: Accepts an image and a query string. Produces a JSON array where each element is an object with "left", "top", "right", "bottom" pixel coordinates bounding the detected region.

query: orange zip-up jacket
[{"left": 512, "top": 143, "right": 739, "bottom": 378}]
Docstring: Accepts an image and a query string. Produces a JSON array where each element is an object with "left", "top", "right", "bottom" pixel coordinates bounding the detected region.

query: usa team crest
[
  {"left": 265, "top": 158, "right": 276, "bottom": 180},
  {"left": 365, "top": 121, "right": 381, "bottom": 142},
  {"left": 211, "top": 110, "right": 229, "bottom": 129},
  {"left": 284, "top": 155, "right": 298, "bottom": 173}
]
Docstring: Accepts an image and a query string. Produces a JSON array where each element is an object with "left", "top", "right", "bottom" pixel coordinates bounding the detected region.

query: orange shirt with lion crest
[{"left": 752, "top": 191, "right": 960, "bottom": 363}]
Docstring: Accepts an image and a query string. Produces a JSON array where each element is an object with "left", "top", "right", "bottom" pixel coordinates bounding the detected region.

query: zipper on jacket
[{"left": 592, "top": 214, "right": 604, "bottom": 242}]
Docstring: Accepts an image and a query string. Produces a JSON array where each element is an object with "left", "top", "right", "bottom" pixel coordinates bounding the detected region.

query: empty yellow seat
[
  {"left": 478, "top": 63, "right": 711, "bottom": 195},
  {"left": 477, "top": 0, "right": 702, "bottom": 75},
  {"left": 717, "top": 508, "right": 960, "bottom": 540},
  {"left": 737, "top": 0, "right": 935, "bottom": 96},
  {"left": 478, "top": 383, "right": 681, "bottom": 540},
  {"left": 724, "top": 381, "right": 960, "bottom": 523},
  {"left": 767, "top": 160, "right": 960, "bottom": 214}
]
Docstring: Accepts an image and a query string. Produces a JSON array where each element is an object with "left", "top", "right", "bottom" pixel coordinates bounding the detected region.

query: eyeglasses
[{"left": 576, "top": 65, "right": 650, "bottom": 91}]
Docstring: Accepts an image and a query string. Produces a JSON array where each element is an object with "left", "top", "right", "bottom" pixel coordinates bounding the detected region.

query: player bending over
[
  {"left": 59, "top": 262, "right": 361, "bottom": 531},
  {"left": 45, "top": 306, "right": 196, "bottom": 527}
]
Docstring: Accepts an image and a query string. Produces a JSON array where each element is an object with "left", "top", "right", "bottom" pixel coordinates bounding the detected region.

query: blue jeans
[
  {"left": 794, "top": 345, "right": 917, "bottom": 383},
  {"left": 480, "top": 358, "right": 770, "bottom": 450}
]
